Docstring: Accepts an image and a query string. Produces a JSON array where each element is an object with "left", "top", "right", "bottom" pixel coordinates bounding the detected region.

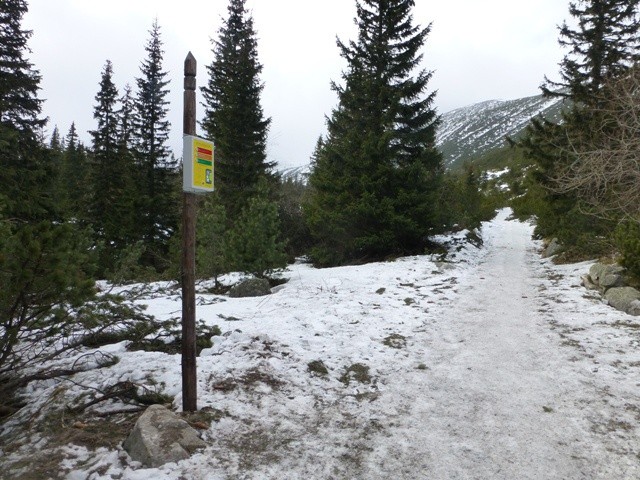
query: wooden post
[{"left": 182, "top": 52, "right": 197, "bottom": 412}]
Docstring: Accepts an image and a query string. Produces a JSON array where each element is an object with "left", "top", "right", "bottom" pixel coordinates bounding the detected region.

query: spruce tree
[
  {"left": 90, "top": 60, "right": 119, "bottom": 218},
  {"left": 90, "top": 60, "right": 136, "bottom": 273},
  {"left": 114, "top": 84, "right": 139, "bottom": 248},
  {"left": 542, "top": 0, "right": 640, "bottom": 107},
  {"left": 305, "top": 0, "right": 442, "bottom": 266},
  {"left": 49, "top": 125, "right": 61, "bottom": 150},
  {"left": 48, "top": 125, "right": 64, "bottom": 212},
  {"left": 0, "top": 0, "right": 47, "bottom": 220},
  {"left": 118, "top": 84, "right": 135, "bottom": 151},
  {"left": 133, "top": 19, "right": 171, "bottom": 185},
  {"left": 226, "top": 179, "right": 287, "bottom": 278},
  {"left": 57, "top": 122, "right": 90, "bottom": 220},
  {"left": 0, "top": 0, "right": 43, "bottom": 135},
  {"left": 133, "top": 19, "right": 175, "bottom": 270},
  {"left": 66, "top": 121, "right": 79, "bottom": 148},
  {"left": 0, "top": 0, "right": 96, "bottom": 387},
  {"left": 517, "top": 0, "right": 640, "bottom": 253},
  {"left": 201, "top": 0, "right": 273, "bottom": 219}
]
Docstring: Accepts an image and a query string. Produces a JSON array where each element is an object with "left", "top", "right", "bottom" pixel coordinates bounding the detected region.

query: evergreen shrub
[
  {"left": 226, "top": 180, "right": 287, "bottom": 278},
  {"left": 616, "top": 221, "right": 640, "bottom": 278}
]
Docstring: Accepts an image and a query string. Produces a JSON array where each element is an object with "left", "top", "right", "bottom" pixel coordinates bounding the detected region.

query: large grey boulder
[
  {"left": 123, "top": 405, "right": 206, "bottom": 468},
  {"left": 604, "top": 287, "right": 640, "bottom": 316},
  {"left": 229, "top": 278, "right": 271, "bottom": 298},
  {"left": 589, "top": 263, "right": 625, "bottom": 290}
]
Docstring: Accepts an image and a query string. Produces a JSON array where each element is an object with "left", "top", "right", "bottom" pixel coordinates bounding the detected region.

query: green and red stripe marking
[{"left": 197, "top": 147, "right": 213, "bottom": 166}]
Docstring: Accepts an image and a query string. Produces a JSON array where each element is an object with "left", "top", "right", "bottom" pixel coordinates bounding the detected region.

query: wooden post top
[
  {"left": 185, "top": 52, "right": 196, "bottom": 77},
  {"left": 184, "top": 52, "right": 196, "bottom": 91}
]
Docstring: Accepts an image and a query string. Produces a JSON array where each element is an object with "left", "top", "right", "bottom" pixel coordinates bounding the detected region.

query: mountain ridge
[
  {"left": 278, "top": 92, "right": 566, "bottom": 177},
  {"left": 437, "top": 93, "right": 565, "bottom": 169}
]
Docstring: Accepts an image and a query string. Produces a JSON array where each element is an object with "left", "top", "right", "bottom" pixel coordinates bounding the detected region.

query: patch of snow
[{"left": 485, "top": 167, "right": 510, "bottom": 180}]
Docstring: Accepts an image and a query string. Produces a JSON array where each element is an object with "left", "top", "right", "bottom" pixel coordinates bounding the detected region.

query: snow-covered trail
[
  {"left": 362, "top": 210, "right": 637, "bottom": 479},
  {"left": 205, "top": 210, "right": 637, "bottom": 480},
  {"left": 3, "top": 211, "right": 639, "bottom": 480}
]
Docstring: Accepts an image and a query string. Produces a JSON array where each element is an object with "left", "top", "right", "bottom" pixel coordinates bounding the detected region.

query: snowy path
[
  {"left": 364, "top": 210, "right": 638, "bottom": 479},
  {"left": 2, "top": 211, "right": 639, "bottom": 479},
  {"left": 191, "top": 210, "right": 639, "bottom": 479}
]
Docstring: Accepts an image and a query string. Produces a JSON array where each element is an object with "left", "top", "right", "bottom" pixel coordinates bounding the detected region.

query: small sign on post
[{"left": 183, "top": 135, "right": 215, "bottom": 193}]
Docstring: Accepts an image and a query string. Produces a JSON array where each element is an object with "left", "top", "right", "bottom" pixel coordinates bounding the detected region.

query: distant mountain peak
[{"left": 437, "top": 93, "right": 565, "bottom": 169}]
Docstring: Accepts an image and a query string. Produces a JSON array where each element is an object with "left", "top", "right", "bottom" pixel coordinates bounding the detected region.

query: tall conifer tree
[
  {"left": 113, "top": 83, "right": 138, "bottom": 248},
  {"left": 90, "top": 60, "right": 119, "bottom": 217},
  {"left": 48, "top": 125, "right": 64, "bottom": 212},
  {"left": 0, "top": 0, "right": 42, "bottom": 135},
  {"left": 0, "top": 0, "right": 47, "bottom": 219},
  {"left": 133, "top": 19, "right": 174, "bottom": 269},
  {"left": 133, "top": 19, "right": 171, "bottom": 176},
  {"left": 90, "top": 60, "right": 135, "bottom": 272},
  {"left": 49, "top": 126, "right": 61, "bottom": 150},
  {"left": 305, "top": 0, "right": 442, "bottom": 266},
  {"left": 118, "top": 84, "right": 135, "bottom": 151},
  {"left": 201, "top": 0, "right": 273, "bottom": 219},
  {"left": 59, "top": 122, "right": 90, "bottom": 219},
  {"left": 542, "top": 0, "right": 640, "bottom": 107},
  {"left": 517, "top": 0, "right": 640, "bottom": 250}
]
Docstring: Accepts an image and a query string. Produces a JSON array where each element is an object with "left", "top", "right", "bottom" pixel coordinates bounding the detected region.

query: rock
[
  {"left": 589, "top": 263, "right": 624, "bottom": 282},
  {"left": 123, "top": 405, "right": 206, "bottom": 468},
  {"left": 589, "top": 262, "right": 606, "bottom": 282},
  {"left": 600, "top": 271, "right": 625, "bottom": 289},
  {"left": 542, "top": 238, "right": 561, "bottom": 258},
  {"left": 434, "top": 261, "right": 456, "bottom": 271},
  {"left": 604, "top": 287, "right": 640, "bottom": 316},
  {"left": 589, "top": 263, "right": 625, "bottom": 290},
  {"left": 228, "top": 278, "right": 271, "bottom": 298}
]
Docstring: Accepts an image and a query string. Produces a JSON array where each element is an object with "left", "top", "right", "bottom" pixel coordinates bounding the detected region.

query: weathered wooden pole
[{"left": 182, "top": 52, "right": 198, "bottom": 412}]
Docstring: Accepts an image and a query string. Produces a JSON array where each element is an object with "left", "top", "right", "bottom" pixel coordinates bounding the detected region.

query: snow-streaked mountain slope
[
  {"left": 437, "top": 93, "right": 565, "bottom": 169},
  {"left": 278, "top": 93, "right": 564, "bottom": 177},
  {"left": 278, "top": 164, "right": 310, "bottom": 182}
]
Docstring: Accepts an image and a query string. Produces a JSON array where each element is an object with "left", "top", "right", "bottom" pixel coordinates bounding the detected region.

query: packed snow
[{"left": 1, "top": 209, "right": 639, "bottom": 479}]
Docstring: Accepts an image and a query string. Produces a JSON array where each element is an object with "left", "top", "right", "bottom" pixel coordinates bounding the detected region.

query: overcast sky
[{"left": 25, "top": 0, "right": 571, "bottom": 169}]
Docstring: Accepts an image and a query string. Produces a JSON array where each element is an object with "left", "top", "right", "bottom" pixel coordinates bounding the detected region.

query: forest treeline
[{"left": 2, "top": 0, "right": 640, "bottom": 403}]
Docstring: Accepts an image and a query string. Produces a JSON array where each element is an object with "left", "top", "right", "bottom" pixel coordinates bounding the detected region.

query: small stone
[{"left": 190, "top": 422, "right": 209, "bottom": 430}]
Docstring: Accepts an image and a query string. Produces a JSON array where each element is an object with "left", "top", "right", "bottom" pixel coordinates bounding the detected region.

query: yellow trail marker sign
[{"left": 183, "top": 135, "right": 214, "bottom": 193}]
